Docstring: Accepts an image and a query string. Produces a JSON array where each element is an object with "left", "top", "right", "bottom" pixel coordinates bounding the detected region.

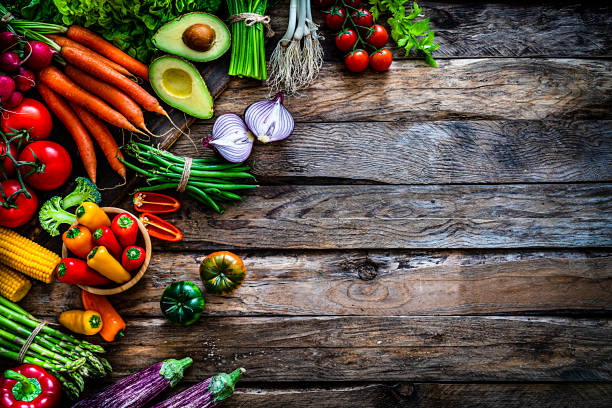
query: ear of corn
[
  {"left": 0, "top": 264, "right": 32, "bottom": 302},
  {"left": 0, "top": 227, "right": 60, "bottom": 284}
]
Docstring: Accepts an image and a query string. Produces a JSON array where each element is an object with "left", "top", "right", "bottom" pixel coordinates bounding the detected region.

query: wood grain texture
[
  {"left": 267, "top": 1, "right": 612, "bottom": 59},
  {"left": 88, "top": 316, "right": 612, "bottom": 381},
  {"left": 176, "top": 120, "right": 612, "bottom": 184},
  {"left": 110, "top": 184, "right": 612, "bottom": 249},
  {"left": 21, "top": 250, "right": 612, "bottom": 317}
]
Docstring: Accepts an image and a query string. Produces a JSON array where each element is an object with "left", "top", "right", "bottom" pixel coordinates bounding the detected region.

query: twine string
[
  {"left": 177, "top": 157, "right": 192, "bottom": 193},
  {"left": 18, "top": 322, "right": 46, "bottom": 363},
  {"left": 228, "top": 13, "right": 275, "bottom": 38},
  {"left": 1, "top": 12, "right": 14, "bottom": 24}
]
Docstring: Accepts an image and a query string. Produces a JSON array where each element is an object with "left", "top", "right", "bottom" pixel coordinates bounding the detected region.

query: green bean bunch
[{"left": 120, "top": 143, "right": 258, "bottom": 213}]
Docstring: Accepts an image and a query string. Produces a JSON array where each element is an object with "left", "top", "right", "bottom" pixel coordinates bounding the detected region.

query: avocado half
[
  {"left": 149, "top": 55, "right": 213, "bottom": 119},
  {"left": 152, "top": 12, "right": 231, "bottom": 62}
]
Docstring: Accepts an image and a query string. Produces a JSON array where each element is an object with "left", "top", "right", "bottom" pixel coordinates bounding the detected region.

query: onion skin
[
  {"left": 244, "top": 92, "right": 294, "bottom": 144},
  {"left": 204, "top": 113, "right": 254, "bottom": 163}
]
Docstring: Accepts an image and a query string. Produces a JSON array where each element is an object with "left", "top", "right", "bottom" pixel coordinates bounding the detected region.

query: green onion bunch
[{"left": 226, "top": 0, "right": 269, "bottom": 80}]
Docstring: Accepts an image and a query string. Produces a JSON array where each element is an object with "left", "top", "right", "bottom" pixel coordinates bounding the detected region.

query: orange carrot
[
  {"left": 48, "top": 34, "right": 134, "bottom": 77},
  {"left": 67, "top": 25, "right": 149, "bottom": 81},
  {"left": 69, "top": 102, "right": 126, "bottom": 180},
  {"left": 61, "top": 47, "right": 166, "bottom": 116},
  {"left": 38, "top": 65, "right": 142, "bottom": 134},
  {"left": 65, "top": 65, "right": 147, "bottom": 131},
  {"left": 37, "top": 83, "right": 97, "bottom": 184}
]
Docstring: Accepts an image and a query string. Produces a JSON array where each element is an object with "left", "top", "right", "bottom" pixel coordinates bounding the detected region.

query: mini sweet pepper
[
  {"left": 92, "top": 226, "right": 122, "bottom": 260},
  {"left": 62, "top": 225, "right": 94, "bottom": 258},
  {"left": 87, "top": 246, "right": 131, "bottom": 284},
  {"left": 55, "top": 258, "right": 113, "bottom": 286},
  {"left": 111, "top": 213, "right": 138, "bottom": 248},
  {"left": 121, "top": 246, "right": 146, "bottom": 272},
  {"left": 75, "top": 202, "right": 110, "bottom": 231},
  {"left": 58, "top": 310, "right": 103, "bottom": 336},
  {"left": 0, "top": 364, "right": 61, "bottom": 408}
]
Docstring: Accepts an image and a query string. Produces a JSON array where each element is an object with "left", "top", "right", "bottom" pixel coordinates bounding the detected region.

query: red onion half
[
  {"left": 203, "top": 113, "right": 254, "bottom": 163},
  {"left": 244, "top": 92, "right": 294, "bottom": 143}
]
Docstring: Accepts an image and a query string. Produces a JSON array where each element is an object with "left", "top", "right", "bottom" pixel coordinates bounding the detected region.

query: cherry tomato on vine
[
  {"left": 312, "top": 0, "right": 333, "bottom": 8},
  {"left": 335, "top": 28, "right": 358, "bottom": 52},
  {"left": 343, "top": 0, "right": 361, "bottom": 8},
  {"left": 0, "top": 179, "right": 38, "bottom": 228},
  {"left": 0, "top": 142, "right": 17, "bottom": 178},
  {"left": 345, "top": 49, "right": 369, "bottom": 72},
  {"left": 325, "top": 6, "right": 347, "bottom": 30},
  {"left": 1, "top": 98, "right": 52, "bottom": 140},
  {"left": 18, "top": 140, "right": 72, "bottom": 191},
  {"left": 351, "top": 8, "right": 373, "bottom": 28},
  {"left": 370, "top": 48, "right": 393, "bottom": 71},
  {"left": 366, "top": 24, "right": 389, "bottom": 48}
]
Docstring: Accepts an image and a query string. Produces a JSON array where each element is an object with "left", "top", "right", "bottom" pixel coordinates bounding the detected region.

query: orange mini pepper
[
  {"left": 62, "top": 225, "right": 94, "bottom": 258},
  {"left": 82, "top": 290, "right": 126, "bottom": 342}
]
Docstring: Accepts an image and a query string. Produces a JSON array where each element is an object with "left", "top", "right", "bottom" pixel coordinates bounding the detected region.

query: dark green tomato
[
  {"left": 199, "top": 251, "right": 246, "bottom": 296},
  {"left": 160, "top": 281, "right": 205, "bottom": 326}
]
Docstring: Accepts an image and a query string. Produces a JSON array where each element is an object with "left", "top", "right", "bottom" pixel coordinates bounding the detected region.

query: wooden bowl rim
[{"left": 61, "top": 207, "right": 152, "bottom": 296}]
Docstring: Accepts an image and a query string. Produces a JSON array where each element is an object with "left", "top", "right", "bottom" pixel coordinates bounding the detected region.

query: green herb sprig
[{"left": 369, "top": 0, "right": 439, "bottom": 67}]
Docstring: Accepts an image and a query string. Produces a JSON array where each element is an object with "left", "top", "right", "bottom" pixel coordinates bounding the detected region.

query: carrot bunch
[{"left": 36, "top": 26, "right": 166, "bottom": 184}]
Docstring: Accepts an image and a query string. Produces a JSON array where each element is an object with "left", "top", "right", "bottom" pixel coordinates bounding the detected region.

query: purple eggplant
[
  {"left": 150, "top": 367, "right": 246, "bottom": 408},
  {"left": 71, "top": 357, "right": 192, "bottom": 408}
]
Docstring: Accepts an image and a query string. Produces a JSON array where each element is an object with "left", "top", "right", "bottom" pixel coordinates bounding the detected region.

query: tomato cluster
[{"left": 318, "top": 0, "right": 392, "bottom": 72}]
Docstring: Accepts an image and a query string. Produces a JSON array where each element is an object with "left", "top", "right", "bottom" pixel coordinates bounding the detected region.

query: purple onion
[
  {"left": 0, "top": 75, "right": 15, "bottom": 101},
  {"left": 23, "top": 41, "right": 55, "bottom": 71},
  {"left": 3, "top": 91, "right": 23, "bottom": 108},
  {"left": 0, "top": 32, "right": 19, "bottom": 51},
  {"left": 0, "top": 51, "right": 20, "bottom": 73},
  {"left": 15, "top": 67, "right": 35, "bottom": 92},
  {"left": 203, "top": 113, "right": 254, "bottom": 163},
  {"left": 244, "top": 92, "right": 294, "bottom": 143}
]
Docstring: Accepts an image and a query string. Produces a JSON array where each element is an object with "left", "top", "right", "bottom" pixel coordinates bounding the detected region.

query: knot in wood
[{"left": 354, "top": 259, "right": 379, "bottom": 281}]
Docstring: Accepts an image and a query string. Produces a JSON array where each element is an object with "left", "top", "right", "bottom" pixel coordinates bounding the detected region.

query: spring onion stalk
[{"left": 227, "top": 0, "right": 269, "bottom": 80}]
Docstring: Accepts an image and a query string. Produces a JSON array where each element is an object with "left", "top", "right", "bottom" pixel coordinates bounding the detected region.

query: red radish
[
  {"left": 0, "top": 32, "right": 19, "bottom": 51},
  {"left": 23, "top": 41, "right": 55, "bottom": 70},
  {"left": 0, "top": 52, "right": 20, "bottom": 73},
  {"left": 0, "top": 75, "right": 15, "bottom": 101},
  {"left": 14, "top": 67, "right": 35, "bottom": 92},
  {"left": 4, "top": 91, "right": 23, "bottom": 108}
]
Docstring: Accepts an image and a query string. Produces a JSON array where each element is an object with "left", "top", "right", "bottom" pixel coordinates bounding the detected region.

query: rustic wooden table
[{"left": 15, "top": 1, "right": 612, "bottom": 406}]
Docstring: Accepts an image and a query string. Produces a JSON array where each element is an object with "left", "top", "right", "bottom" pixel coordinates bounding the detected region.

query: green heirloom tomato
[
  {"left": 160, "top": 281, "right": 205, "bottom": 326},
  {"left": 199, "top": 251, "right": 246, "bottom": 296}
]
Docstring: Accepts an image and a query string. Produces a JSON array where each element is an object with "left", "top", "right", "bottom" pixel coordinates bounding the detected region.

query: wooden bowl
[{"left": 61, "top": 207, "right": 152, "bottom": 296}]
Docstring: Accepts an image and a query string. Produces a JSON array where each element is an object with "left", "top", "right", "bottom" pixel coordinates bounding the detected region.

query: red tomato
[
  {"left": 0, "top": 142, "right": 17, "bottom": 178},
  {"left": 1, "top": 98, "right": 52, "bottom": 140},
  {"left": 370, "top": 48, "right": 393, "bottom": 71},
  {"left": 345, "top": 49, "right": 369, "bottom": 72},
  {"left": 366, "top": 24, "right": 389, "bottom": 48},
  {"left": 335, "top": 29, "right": 358, "bottom": 52},
  {"left": 312, "top": 0, "right": 333, "bottom": 8},
  {"left": 325, "top": 7, "right": 347, "bottom": 30},
  {"left": 0, "top": 179, "right": 38, "bottom": 227},
  {"left": 344, "top": 0, "right": 361, "bottom": 7},
  {"left": 18, "top": 141, "right": 72, "bottom": 191},
  {"left": 351, "top": 8, "right": 373, "bottom": 28}
]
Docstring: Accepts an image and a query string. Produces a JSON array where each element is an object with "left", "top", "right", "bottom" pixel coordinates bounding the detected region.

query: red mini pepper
[
  {"left": 92, "top": 226, "right": 122, "bottom": 259},
  {"left": 111, "top": 213, "right": 138, "bottom": 248},
  {"left": 121, "top": 246, "right": 146, "bottom": 271},
  {"left": 55, "top": 258, "right": 113, "bottom": 286},
  {"left": 133, "top": 192, "right": 180, "bottom": 213},
  {"left": 139, "top": 213, "right": 183, "bottom": 242},
  {"left": 0, "top": 364, "right": 61, "bottom": 408}
]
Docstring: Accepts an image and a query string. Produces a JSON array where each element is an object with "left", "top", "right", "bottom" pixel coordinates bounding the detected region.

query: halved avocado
[
  {"left": 152, "top": 12, "right": 231, "bottom": 62},
  {"left": 149, "top": 55, "right": 213, "bottom": 119}
]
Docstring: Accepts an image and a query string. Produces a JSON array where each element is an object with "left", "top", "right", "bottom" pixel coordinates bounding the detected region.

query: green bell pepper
[{"left": 160, "top": 281, "right": 205, "bottom": 326}]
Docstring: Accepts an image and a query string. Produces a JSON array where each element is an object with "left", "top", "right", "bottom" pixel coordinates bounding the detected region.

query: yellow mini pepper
[
  {"left": 75, "top": 202, "right": 111, "bottom": 231},
  {"left": 87, "top": 246, "right": 131, "bottom": 284},
  {"left": 59, "top": 310, "right": 103, "bottom": 335}
]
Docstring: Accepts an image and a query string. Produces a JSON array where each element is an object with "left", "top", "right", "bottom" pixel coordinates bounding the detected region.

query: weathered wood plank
[
  {"left": 109, "top": 184, "right": 612, "bottom": 249},
  {"left": 175, "top": 120, "right": 612, "bottom": 184},
  {"left": 267, "top": 1, "right": 612, "bottom": 59},
  {"left": 21, "top": 250, "right": 612, "bottom": 317},
  {"left": 209, "top": 59, "right": 612, "bottom": 122},
  {"left": 93, "top": 316, "right": 612, "bottom": 381}
]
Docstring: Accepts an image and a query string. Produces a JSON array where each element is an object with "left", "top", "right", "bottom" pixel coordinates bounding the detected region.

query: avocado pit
[{"left": 182, "top": 24, "right": 216, "bottom": 52}]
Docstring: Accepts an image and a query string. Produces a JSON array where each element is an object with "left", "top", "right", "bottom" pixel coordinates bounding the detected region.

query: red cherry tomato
[
  {"left": 370, "top": 48, "right": 393, "bottom": 71},
  {"left": 0, "top": 142, "right": 17, "bottom": 178},
  {"left": 1, "top": 98, "right": 52, "bottom": 140},
  {"left": 335, "top": 29, "right": 358, "bottom": 52},
  {"left": 312, "top": 0, "right": 333, "bottom": 8},
  {"left": 345, "top": 49, "right": 369, "bottom": 72},
  {"left": 18, "top": 141, "right": 72, "bottom": 191},
  {"left": 351, "top": 8, "right": 373, "bottom": 28},
  {"left": 366, "top": 24, "right": 389, "bottom": 48},
  {"left": 0, "top": 179, "right": 38, "bottom": 228},
  {"left": 325, "top": 6, "right": 347, "bottom": 30},
  {"left": 344, "top": 0, "right": 361, "bottom": 7}
]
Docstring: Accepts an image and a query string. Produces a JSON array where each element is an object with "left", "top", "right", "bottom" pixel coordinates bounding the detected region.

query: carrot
[
  {"left": 69, "top": 102, "right": 127, "bottom": 180},
  {"left": 65, "top": 65, "right": 147, "bottom": 131},
  {"left": 48, "top": 34, "right": 134, "bottom": 77},
  {"left": 82, "top": 290, "right": 126, "bottom": 342},
  {"left": 37, "top": 83, "right": 97, "bottom": 184},
  {"left": 67, "top": 25, "right": 149, "bottom": 81},
  {"left": 38, "top": 65, "right": 143, "bottom": 134},
  {"left": 61, "top": 47, "right": 166, "bottom": 116}
]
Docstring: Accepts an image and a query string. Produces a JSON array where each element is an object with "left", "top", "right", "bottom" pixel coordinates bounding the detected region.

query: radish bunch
[{"left": 0, "top": 32, "right": 54, "bottom": 108}]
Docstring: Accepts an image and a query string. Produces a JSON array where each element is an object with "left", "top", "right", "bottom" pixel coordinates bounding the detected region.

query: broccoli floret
[
  {"left": 39, "top": 196, "right": 76, "bottom": 237},
  {"left": 62, "top": 177, "right": 101, "bottom": 209}
]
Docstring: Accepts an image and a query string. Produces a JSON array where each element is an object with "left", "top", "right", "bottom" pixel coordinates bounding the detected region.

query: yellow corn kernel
[
  {"left": 0, "top": 227, "right": 60, "bottom": 284},
  {"left": 0, "top": 264, "right": 32, "bottom": 302}
]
